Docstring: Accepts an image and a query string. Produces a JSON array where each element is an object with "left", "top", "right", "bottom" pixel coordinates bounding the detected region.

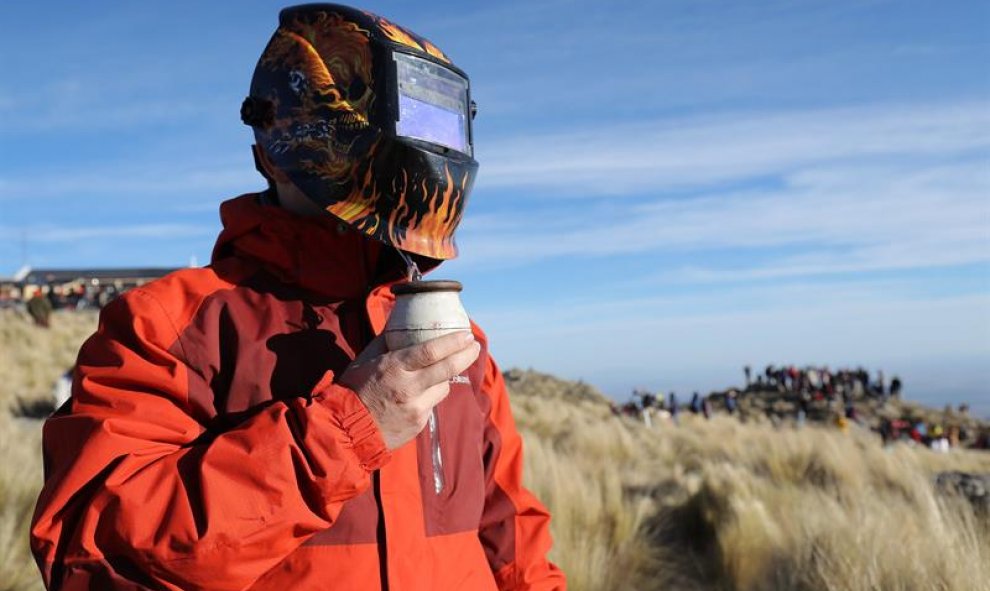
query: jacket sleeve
[
  {"left": 30, "top": 288, "right": 389, "bottom": 591},
  {"left": 477, "top": 354, "right": 566, "bottom": 590}
]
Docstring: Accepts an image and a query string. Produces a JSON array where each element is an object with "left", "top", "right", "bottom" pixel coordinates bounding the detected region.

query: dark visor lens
[{"left": 394, "top": 52, "right": 470, "bottom": 155}]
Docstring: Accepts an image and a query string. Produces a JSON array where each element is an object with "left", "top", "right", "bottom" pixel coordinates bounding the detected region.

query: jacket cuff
[{"left": 311, "top": 371, "right": 390, "bottom": 472}]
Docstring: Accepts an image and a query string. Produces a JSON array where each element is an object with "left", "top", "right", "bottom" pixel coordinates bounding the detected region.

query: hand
[{"left": 339, "top": 331, "right": 481, "bottom": 450}]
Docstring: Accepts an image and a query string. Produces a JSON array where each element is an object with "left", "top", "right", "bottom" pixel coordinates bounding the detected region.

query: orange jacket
[{"left": 31, "top": 194, "right": 565, "bottom": 591}]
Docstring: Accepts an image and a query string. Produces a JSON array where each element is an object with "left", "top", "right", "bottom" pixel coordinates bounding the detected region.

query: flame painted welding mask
[{"left": 241, "top": 4, "right": 478, "bottom": 259}]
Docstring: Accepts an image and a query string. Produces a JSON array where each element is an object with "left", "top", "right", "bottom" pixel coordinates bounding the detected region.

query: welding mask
[{"left": 241, "top": 3, "right": 478, "bottom": 259}]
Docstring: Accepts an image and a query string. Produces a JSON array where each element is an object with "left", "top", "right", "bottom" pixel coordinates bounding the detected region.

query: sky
[{"left": 1, "top": 0, "right": 988, "bottom": 415}]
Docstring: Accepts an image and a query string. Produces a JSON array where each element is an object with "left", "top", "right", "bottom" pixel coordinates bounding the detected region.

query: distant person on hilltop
[
  {"left": 972, "top": 429, "right": 989, "bottom": 450},
  {"left": 26, "top": 287, "right": 53, "bottom": 328},
  {"left": 844, "top": 400, "right": 858, "bottom": 423},
  {"left": 46, "top": 285, "right": 62, "bottom": 310},
  {"left": 878, "top": 418, "right": 892, "bottom": 445},
  {"left": 30, "top": 6, "right": 563, "bottom": 590},
  {"left": 947, "top": 424, "right": 961, "bottom": 448},
  {"left": 96, "top": 285, "right": 118, "bottom": 308},
  {"left": 640, "top": 390, "right": 657, "bottom": 410},
  {"left": 725, "top": 390, "right": 738, "bottom": 415},
  {"left": 634, "top": 389, "right": 655, "bottom": 428},
  {"left": 797, "top": 394, "right": 810, "bottom": 428},
  {"left": 889, "top": 376, "right": 902, "bottom": 399}
]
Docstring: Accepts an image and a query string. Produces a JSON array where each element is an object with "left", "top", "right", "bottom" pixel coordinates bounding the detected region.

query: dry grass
[
  {"left": 0, "top": 309, "right": 97, "bottom": 413},
  {"left": 2, "top": 312, "right": 989, "bottom": 591},
  {"left": 0, "top": 414, "right": 45, "bottom": 591},
  {"left": 508, "top": 370, "right": 990, "bottom": 591},
  {"left": 0, "top": 309, "right": 97, "bottom": 591}
]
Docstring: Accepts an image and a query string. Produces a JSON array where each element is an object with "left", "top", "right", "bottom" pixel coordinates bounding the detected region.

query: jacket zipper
[
  {"left": 372, "top": 470, "right": 389, "bottom": 591},
  {"left": 360, "top": 253, "right": 390, "bottom": 591}
]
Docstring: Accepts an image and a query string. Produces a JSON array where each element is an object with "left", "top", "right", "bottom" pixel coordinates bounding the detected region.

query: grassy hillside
[
  {"left": 2, "top": 310, "right": 989, "bottom": 590},
  {"left": 507, "top": 369, "right": 990, "bottom": 590}
]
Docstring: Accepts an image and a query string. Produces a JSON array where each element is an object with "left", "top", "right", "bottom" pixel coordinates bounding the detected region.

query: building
[{"left": 1, "top": 266, "right": 180, "bottom": 308}]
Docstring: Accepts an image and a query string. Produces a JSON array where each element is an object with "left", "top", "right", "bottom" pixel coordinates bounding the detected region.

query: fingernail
[{"left": 458, "top": 331, "right": 474, "bottom": 344}]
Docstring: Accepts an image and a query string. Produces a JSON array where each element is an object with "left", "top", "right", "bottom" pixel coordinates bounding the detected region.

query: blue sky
[{"left": 1, "top": 1, "right": 988, "bottom": 414}]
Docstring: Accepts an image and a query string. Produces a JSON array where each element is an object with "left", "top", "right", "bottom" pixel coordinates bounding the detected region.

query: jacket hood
[{"left": 211, "top": 193, "right": 441, "bottom": 299}]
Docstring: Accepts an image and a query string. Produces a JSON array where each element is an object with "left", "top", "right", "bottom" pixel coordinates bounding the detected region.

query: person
[
  {"left": 878, "top": 418, "right": 892, "bottom": 446},
  {"left": 797, "top": 394, "right": 809, "bottom": 428},
  {"left": 638, "top": 390, "right": 656, "bottom": 428},
  {"left": 641, "top": 391, "right": 656, "bottom": 410},
  {"left": 725, "top": 390, "right": 738, "bottom": 415},
  {"left": 972, "top": 428, "right": 988, "bottom": 450},
  {"left": 929, "top": 424, "right": 949, "bottom": 453},
  {"left": 743, "top": 364, "right": 751, "bottom": 386},
  {"left": 889, "top": 375, "right": 902, "bottom": 398},
  {"left": 97, "top": 284, "right": 118, "bottom": 308},
  {"left": 909, "top": 420, "right": 925, "bottom": 443},
  {"left": 822, "top": 367, "right": 833, "bottom": 398},
  {"left": 947, "top": 424, "right": 961, "bottom": 448},
  {"left": 46, "top": 285, "right": 61, "bottom": 310},
  {"left": 669, "top": 392, "right": 680, "bottom": 425},
  {"left": 25, "top": 286, "right": 53, "bottom": 328},
  {"left": 30, "top": 6, "right": 565, "bottom": 590},
  {"left": 844, "top": 400, "right": 858, "bottom": 423},
  {"left": 891, "top": 418, "right": 909, "bottom": 442}
]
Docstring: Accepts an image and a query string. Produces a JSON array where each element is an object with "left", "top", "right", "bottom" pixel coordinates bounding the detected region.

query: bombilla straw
[
  {"left": 391, "top": 246, "right": 443, "bottom": 494},
  {"left": 395, "top": 247, "right": 423, "bottom": 282}
]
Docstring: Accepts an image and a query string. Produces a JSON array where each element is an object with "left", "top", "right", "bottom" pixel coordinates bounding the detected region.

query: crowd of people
[
  {"left": 1, "top": 283, "right": 122, "bottom": 327},
  {"left": 746, "top": 364, "right": 902, "bottom": 401},
  {"left": 877, "top": 410, "right": 989, "bottom": 452},
  {"left": 612, "top": 389, "right": 716, "bottom": 427},
  {"left": 612, "top": 365, "right": 987, "bottom": 453}
]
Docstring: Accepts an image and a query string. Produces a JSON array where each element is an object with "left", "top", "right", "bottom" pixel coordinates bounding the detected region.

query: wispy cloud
[
  {"left": 0, "top": 165, "right": 257, "bottom": 201},
  {"left": 0, "top": 76, "right": 219, "bottom": 133},
  {"left": 453, "top": 100, "right": 990, "bottom": 283},
  {"left": 460, "top": 159, "right": 988, "bottom": 259},
  {"left": 0, "top": 223, "right": 214, "bottom": 243},
  {"left": 476, "top": 101, "right": 990, "bottom": 194}
]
